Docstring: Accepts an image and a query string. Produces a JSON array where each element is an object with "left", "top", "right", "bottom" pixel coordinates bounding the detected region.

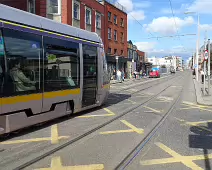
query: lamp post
[
  {"left": 116, "top": 56, "right": 119, "bottom": 80},
  {"left": 184, "top": 11, "right": 200, "bottom": 81}
]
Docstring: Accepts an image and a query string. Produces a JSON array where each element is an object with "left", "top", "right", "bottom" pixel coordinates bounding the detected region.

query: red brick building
[
  {"left": 100, "top": 0, "right": 128, "bottom": 76},
  {"left": 0, "top": 0, "right": 105, "bottom": 43},
  {"left": 0, "top": 0, "right": 128, "bottom": 77}
]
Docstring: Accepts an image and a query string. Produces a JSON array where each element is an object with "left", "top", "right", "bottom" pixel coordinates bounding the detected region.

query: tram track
[
  {"left": 115, "top": 72, "right": 188, "bottom": 170},
  {"left": 11, "top": 74, "right": 184, "bottom": 170}
]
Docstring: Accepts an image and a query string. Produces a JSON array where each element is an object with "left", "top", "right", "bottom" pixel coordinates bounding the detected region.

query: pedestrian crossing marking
[
  {"left": 35, "top": 156, "right": 104, "bottom": 170},
  {"left": 141, "top": 142, "right": 211, "bottom": 170},
  {"left": 100, "top": 120, "right": 144, "bottom": 135}
]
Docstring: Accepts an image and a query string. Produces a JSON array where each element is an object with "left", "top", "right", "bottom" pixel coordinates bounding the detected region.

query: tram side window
[
  {"left": 0, "top": 29, "right": 5, "bottom": 94},
  {"left": 44, "top": 37, "right": 79, "bottom": 91},
  {"left": 82, "top": 44, "right": 97, "bottom": 78},
  {"left": 2, "top": 28, "right": 42, "bottom": 96}
]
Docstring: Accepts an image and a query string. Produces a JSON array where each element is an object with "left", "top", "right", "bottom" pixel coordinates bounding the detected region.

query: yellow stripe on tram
[{"left": 1, "top": 89, "right": 80, "bottom": 106}]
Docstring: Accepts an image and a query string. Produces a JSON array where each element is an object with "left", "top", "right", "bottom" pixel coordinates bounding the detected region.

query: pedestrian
[
  {"left": 121, "top": 69, "right": 124, "bottom": 82},
  {"left": 201, "top": 69, "right": 204, "bottom": 84},
  {"left": 113, "top": 69, "right": 116, "bottom": 80},
  {"left": 117, "top": 69, "right": 122, "bottom": 82},
  {"left": 192, "top": 69, "right": 196, "bottom": 79},
  {"left": 133, "top": 70, "right": 136, "bottom": 79}
]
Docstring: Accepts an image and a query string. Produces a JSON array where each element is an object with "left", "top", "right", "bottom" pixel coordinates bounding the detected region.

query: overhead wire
[{"left": 168, "top": 0, "right": 188, "bottom": 52}]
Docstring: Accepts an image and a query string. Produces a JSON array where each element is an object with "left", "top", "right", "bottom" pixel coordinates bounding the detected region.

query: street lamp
[
  {"left": 116, "top": 56, "right": 119, "bottom": 80},
  {"left": 184, "top": 11, "right": 200, "bottom": 81}
]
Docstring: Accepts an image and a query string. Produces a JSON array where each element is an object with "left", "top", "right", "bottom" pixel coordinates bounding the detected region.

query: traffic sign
[{"left": 194, "top": 64, "right": 197, "bottom": 68}]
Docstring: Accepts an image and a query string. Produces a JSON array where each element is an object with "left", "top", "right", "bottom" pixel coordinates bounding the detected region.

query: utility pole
[
  {"left": 208, "top": 39, "right": 211, "bottom": 95},
  {"left": 203, "top": 31, "right": 207, "bottom": 95}
]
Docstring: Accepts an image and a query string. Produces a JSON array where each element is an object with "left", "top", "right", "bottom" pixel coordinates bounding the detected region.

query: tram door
[{"left": 82, "top": 44, "right": 98, "bottom": 107}]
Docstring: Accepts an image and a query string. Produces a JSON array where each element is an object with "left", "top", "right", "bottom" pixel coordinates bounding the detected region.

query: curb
[{"left": 193, "top": 79, "right": 212, "bottom": 106}]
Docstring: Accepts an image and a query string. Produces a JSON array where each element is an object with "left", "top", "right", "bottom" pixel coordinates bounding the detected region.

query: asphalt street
[{"left": 1, "top": 71, "right": 210, "bottom": 170}]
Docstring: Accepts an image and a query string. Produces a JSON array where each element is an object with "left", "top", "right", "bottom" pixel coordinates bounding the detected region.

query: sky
[{"left": 117, "top": 0, "right": 212, "bottom": 60}]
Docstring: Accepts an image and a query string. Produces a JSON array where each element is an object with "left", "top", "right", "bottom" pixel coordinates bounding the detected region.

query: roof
[{"left": 0, "top": 4, "right": 101, "bottom": 43}]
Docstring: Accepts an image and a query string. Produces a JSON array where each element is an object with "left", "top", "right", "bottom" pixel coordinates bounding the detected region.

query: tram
[{"left": 0, "top": 4, "right": 110, "bottom": 135}]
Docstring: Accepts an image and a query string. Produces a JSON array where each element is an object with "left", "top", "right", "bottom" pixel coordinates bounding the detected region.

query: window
[
  {"left": 96, "top": 13, "right": 101, "bottom": 29},
  {"left": 28, "top": 0, "right": 35, "bottom": 14},
  {"left": 2, "top": 28, "right": 42, "bottom": 96},
  {"left": 86, "top": 8, "right": 91, "bottom": 25},
  {"left": 114, "top": 49, "right": 117, "bottom": 55},
  {"left": 114, "top": 15, "right": 117, "bottom": 24},
  {"left": 108, "top": 12, "right": 111, "bottom": 21},
  {"left": 0, "top": 29, "right": 5, "bottom": 95},
  {"left": 120, "top": 18, "right": 124, "bottom": 27},
  {"left": 120, "top": 32, "right": 124, "bottom": 42},
  {"left": 114, "top": 30, "right": 117, "bottom": 41},
  {"left": 47, "top": 0, "right": 61, "bottom": 14},
  {"left": 108, "top": 28, "right": 111, "bottom": 39},
  {"left": 73, "top": 1, "right": 80, "bottom": 20},
  {"left": 82, "top": 44, "right": 98, "bottom": 106},
  {"left": 44, "top": 37, "right": 80, "bottom": 91},
  {"left": 121, "top": 50, "right": 123, "bottom": 55},
  {"left": 108, "top": 48, "right": 111, "bottom": 54}
]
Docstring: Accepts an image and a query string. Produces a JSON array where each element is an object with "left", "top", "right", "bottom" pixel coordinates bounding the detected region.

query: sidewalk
[
  {"left": 193, "top": 79, "right": 212, "bottom": 105},
  {"left": 110, "top": 77, "right": 148, "bottom": 84}
]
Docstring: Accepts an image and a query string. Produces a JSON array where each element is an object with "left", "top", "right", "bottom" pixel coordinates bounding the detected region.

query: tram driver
[{"left": 9, "top": 59, "right": 36, "bottom": 92}]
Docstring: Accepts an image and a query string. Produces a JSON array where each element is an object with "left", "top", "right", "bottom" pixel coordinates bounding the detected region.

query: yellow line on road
[
  {"left": 0, "top": 124, "right": 69, "bottom": 145},
  {"left": 77, "top": 108, "right": 115, "bottom": 118},
  {"left": 0, "top": 136, "right": 69, "bottom": 145},
  {"left": 51, "top": 124, "right": 59, "bottom": 144},
  {"left": 121, "top": 120, "right": 143, "bottom": 134},
  {"left": 140, "top": 142, "right": 207, "bottom": 170},
  {"left": 126, "top": 99, "right": 136, "bottom": 104},
  {"left": 180, "top": 104, "right": 212, "bottom": 112},
  {"left": 143, "top": 106, "right": 161, "bottom": 113},
  {"left": 174, "top": 117, "right": 212, "bottom": 132},
  {"left": 100, "top": 129, "right": 143, "bottom": 134},
  {"left": 35, "top": 156, "right": 104, "bottom": 170},
  {"left": 182, "top": 101, "right": 212, "bottom": 108},
  {"left": 104, "top": 108, "right": 115, "bottom": 115},
  {"left": 78, "top": 114, "right": 114, "bottom": 118}
]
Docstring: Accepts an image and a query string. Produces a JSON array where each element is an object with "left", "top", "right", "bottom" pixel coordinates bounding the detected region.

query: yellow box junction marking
[
  {"left": 140, "top": 142, "right": 212, "bottom": 170},
  {"left": 174, "top": 117, "right": 212, "bottom": 133},
  {"left": 35, "top": 156, "right": 104, "bottom": 170},
  {"left": 100, "top": 120, "right": 144, "bottom": 135},
  {"left": 156, "top": 96, "right": 173, "bottom": 103},
  {"left": 180, "top": 101, "right": 212, "bottom": 112},
  {"left": 0, "top": 124, "right": 69, "bottom": 145},
  {"left": 143, "top": 106, "right": 162, "bottom": 113},
  {"left": 126, "top": 99, "right": 136, "bottom": 104},
  {"left": 77, "top": 108, "right": 115, "bottom": 118}
]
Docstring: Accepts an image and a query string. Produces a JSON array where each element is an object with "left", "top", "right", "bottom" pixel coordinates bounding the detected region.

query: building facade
[
  {"left": 102, "top": 0, "right": 128, "bottom": 78},
  {"left": 0, "top": 0, "right": 129, "bottom": 79}
]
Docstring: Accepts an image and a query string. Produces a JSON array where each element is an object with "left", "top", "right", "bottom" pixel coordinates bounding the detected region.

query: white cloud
[
  {"left": 200, "top": 24, "right": 212, "bottom": 31},
  {"left": 134, "top": 42, "right": 157, "bottom": 52},
  {"left": 134, "top": 1, "right": 151, "bottom": 8},
  {"left": 144, "top": 16, "right": 194, "bottom": 35},
  {"left": 128, "top": 10, "right": 145, "bottom": 20},
  {"left": 187, "top": 0, "right": 212, "bottom": 14},
  {"left": 117, "top": 0, "right": 133, "bottom": 12}
]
